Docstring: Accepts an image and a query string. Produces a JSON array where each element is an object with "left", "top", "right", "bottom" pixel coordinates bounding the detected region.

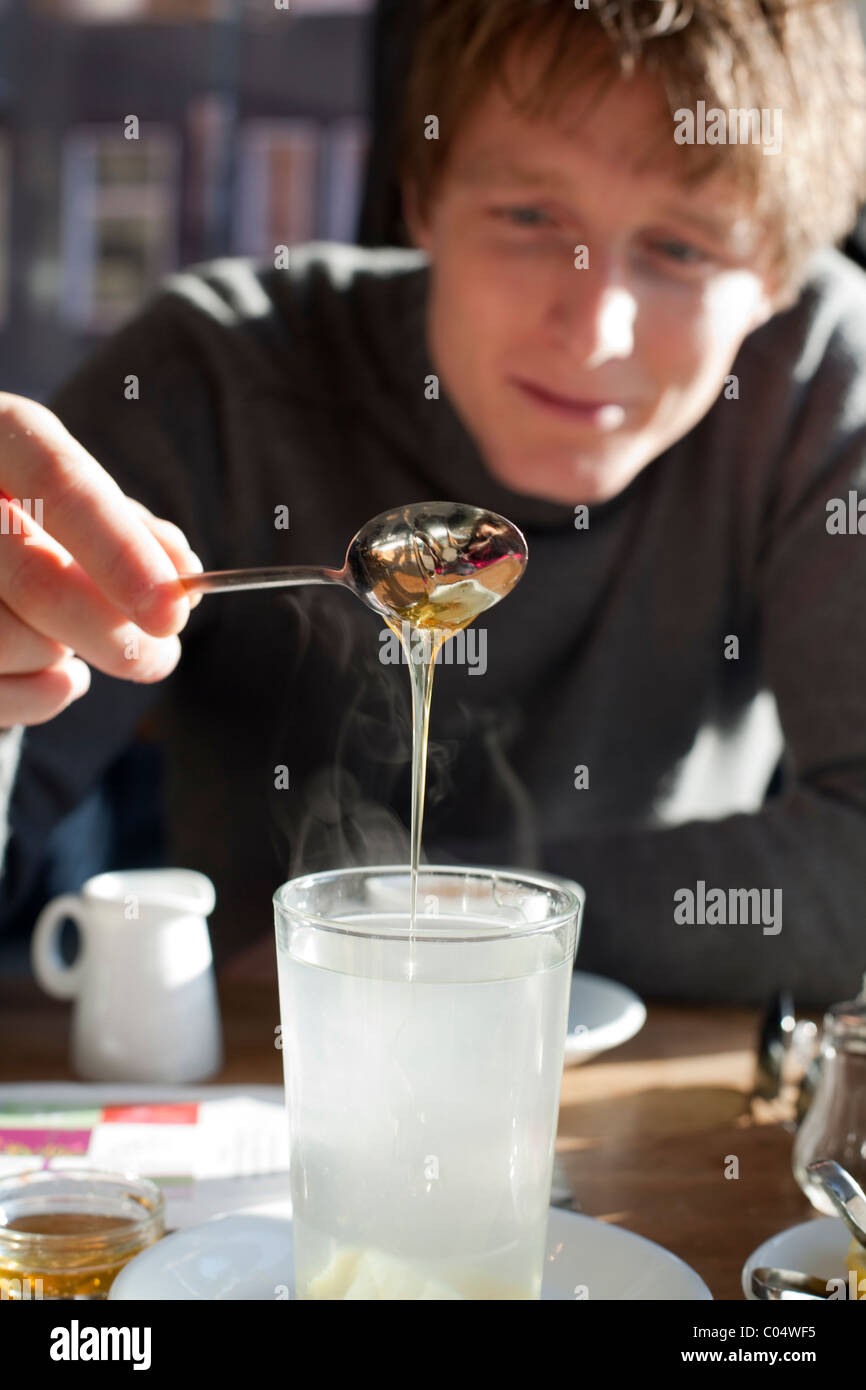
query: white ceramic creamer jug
[{"left": 30, "top": 868, "right": 223, "bottom": 1083}]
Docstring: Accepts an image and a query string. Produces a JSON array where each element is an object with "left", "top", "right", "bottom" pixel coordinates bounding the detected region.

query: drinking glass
[{"left": 274, "top": 864, "right": 582, "bottom": 1300}]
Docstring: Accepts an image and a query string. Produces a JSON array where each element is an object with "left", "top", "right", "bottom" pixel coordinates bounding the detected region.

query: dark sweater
[{"left": 2, "top": 240, "right": 866, "bottom": 1005}]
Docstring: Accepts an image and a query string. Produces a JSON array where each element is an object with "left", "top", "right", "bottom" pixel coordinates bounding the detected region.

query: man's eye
[
  {"left": 650, "top": 238, "right": 711, "bottom": 266},
  {"left": 491, "top": 206, "right": 554, "bottom": 228}
]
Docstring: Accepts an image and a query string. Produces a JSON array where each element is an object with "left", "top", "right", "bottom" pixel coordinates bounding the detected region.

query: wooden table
[{"left": 0, "top": 947, "right": 821, "bottom": 1301}]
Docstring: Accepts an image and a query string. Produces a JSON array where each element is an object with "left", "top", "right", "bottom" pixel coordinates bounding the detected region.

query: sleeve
[
  {"left": 546, "top": 346, "right": 866, "bottom": 1009},
  {"left": 0, "top": 286, "right": 226, "bottom": 930}
]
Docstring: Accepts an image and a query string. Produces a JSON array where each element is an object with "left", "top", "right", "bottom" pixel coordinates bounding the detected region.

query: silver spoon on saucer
[
  {"left": 177, "top": 501, "right": 528, "bottom": 628},
  {"left": 752, "top": 1161, "right": 866, "bottom": 1301},
  {"left": 751, "top": 1267, "right": 834, "bottom": 1300}
]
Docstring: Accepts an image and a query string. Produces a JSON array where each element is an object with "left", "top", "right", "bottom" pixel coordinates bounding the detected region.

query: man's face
[{"left": 406, "top": 45, "right": 782, "bottom": 505}]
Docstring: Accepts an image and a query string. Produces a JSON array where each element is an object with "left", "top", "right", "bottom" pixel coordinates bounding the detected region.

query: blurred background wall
[{"left": 0, "top": 0, "right": 375, "bottom": 400}]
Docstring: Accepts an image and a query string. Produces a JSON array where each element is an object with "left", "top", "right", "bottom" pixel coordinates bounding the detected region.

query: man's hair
[{"left": 399, "top": 0, "right": 866, "bottom": 298}]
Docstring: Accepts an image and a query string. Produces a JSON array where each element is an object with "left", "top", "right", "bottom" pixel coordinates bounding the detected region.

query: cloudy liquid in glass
[{"left": 278, "top": 923, "right": 572, "bottom": 1300}]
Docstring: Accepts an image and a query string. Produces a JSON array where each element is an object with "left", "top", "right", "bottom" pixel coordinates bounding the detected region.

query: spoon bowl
[{"left": 177, "top": 501, "right": 528, "bottom": 629}]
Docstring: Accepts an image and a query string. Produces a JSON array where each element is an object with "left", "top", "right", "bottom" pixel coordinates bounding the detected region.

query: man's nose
[{"left": 548, "top": 262, "right": 637, "bottom": 366}]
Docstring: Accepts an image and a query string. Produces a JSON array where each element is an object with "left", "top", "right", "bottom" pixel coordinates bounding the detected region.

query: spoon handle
[
  {"left": 178, "top": 565, "right": 345, "bottom": 595},
  {"left": 806, "top": 1159, "right": 866, "bottom": 1247}
]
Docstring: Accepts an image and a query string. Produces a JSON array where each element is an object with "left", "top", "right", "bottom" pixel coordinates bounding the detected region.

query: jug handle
[{"left": 30, "top": 894, "right": 87, "bottom": 1000}]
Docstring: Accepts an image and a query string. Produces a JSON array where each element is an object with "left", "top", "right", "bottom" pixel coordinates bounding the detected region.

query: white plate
[
  {"left": 109, "top": 1206, "right": 711, "bottom": 1301},
  {"left": 741, "top": 1216, "right": 855, "bottom": 1299},
  {"left": 565, "top": 972, "right": 646, "bottom": 1065}
]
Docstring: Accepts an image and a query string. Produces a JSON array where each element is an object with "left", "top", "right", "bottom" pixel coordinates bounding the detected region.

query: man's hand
[{"left": 0, "top": 392, "right": 203, "bottom": 727}]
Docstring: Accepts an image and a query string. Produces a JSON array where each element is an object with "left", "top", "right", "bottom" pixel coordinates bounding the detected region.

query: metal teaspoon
[
  {"left": 176, "top": 500, "right": 528, "bottom": 628},
  {"left": 750, "top": 1267, "right": 835, "bottom": 1300}
]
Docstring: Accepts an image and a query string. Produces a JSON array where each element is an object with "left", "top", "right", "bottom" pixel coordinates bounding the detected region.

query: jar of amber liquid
[{"left": 0, "top": 1169, "right": 166, "bottom": 1299}]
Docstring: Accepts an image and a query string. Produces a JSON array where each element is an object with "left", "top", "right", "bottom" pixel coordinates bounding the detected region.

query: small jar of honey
[{"left": 0, "top": 1169, "right": 166, "bottom": 1300}]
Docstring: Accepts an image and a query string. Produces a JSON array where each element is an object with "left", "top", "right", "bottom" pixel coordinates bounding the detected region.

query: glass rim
[
  {"left": 272, "top": 863, "right": 583, "bottom": 944},
  {"left": 0, "top": 1168, "right": 165, "bottom": 1249}
]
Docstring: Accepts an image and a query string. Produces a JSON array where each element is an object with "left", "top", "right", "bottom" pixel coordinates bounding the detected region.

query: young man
[{"left": 0, "top": 0, "right": 864, "bottom": 1003}]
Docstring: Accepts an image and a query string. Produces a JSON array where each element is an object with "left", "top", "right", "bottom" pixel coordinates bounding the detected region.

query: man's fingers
[
  {"left": 0, "top": 600, "right": 71, "bottom": 673},
  {"left": 0, "top": 529, "right": 182, "bottom": 682},
  {"left": 0, "top": 394, "right": 192, "bottom": 635},
  {"left": 126, "top": 499, "right": 204, "bottom": 608},
  {"left": 0, "top": 658, "right": 91, "bottom": 727}
]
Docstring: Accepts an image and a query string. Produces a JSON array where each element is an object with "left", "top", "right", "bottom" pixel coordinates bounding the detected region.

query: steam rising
[{"left": 266, "top": 591, "right": 539, "bottom": 879}]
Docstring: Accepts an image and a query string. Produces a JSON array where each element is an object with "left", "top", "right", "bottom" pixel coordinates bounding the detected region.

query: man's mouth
[{"left": 508, "top": 377, "right": 628, "bottom": 429}]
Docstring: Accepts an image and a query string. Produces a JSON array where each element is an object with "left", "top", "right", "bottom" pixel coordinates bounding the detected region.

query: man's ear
[{"left": 402, "top": 179, "right": 431, "bottom": 251}]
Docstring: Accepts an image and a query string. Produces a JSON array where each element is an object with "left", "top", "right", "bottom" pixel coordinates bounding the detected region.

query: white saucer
[
  {"left": 566, "top": 972, "right": 646, "bottom": 1065},
  {"left": 110, "top": 1207, "right": 710, "bottom": 1301},
  {"left": 742, "top": 1216, "right": 855, "bottom": 1298}
]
